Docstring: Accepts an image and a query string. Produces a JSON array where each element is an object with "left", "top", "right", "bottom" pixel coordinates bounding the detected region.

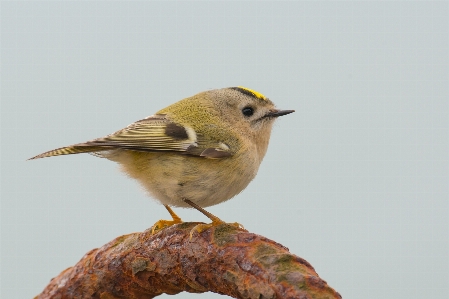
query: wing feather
[{"left": 29, "top": 114, "right": 233, "bottom": 160}]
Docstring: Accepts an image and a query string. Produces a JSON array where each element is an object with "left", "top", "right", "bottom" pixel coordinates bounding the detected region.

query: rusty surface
[{"left": 35, "top": 223, "right": 342, "bottom": 299}]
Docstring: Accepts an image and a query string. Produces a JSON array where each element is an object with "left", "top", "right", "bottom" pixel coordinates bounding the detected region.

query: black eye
[{"left": 242, "top": 106, "right": 254, "bottom": 117}]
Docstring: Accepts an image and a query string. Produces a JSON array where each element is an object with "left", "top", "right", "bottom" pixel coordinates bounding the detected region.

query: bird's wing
[{"left": 29, "top": 114, "right": 233, "bottom": 160}]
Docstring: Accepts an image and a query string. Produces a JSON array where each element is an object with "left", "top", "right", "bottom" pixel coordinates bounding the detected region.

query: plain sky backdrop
[{"left": 1, "top": 1, "right": 448, "bottom": 298}]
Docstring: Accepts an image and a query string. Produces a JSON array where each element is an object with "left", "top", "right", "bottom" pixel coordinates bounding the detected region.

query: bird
[{"left": 29, "top": 87, "right": 294, "bottom": 234}]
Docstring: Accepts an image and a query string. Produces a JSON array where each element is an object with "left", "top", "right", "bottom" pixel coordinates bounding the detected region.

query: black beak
[{"left": 265, "top": 109, "right": 295, "bottom": 118}]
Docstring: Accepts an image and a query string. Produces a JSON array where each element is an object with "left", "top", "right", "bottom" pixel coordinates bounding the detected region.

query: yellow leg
[
  {"left": 151, "top": 205, "right": 183, "bottom": 234},
  {"left": 183, "top": 199, "right": 244, "bottom": 238}
]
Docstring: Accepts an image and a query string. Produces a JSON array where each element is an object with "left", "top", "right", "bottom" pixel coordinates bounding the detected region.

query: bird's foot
[
  {"left": 151, "top": 218, "right": 183, "bottom": 234},
  {"left": 181, "top": 198, "right": 245, "bottom": 238},
  {"left": 190, "top": 218, "right": 244, "bottom": 239},
  {"left": 151, "top": 205, "right": 183, "bottom": 235}
]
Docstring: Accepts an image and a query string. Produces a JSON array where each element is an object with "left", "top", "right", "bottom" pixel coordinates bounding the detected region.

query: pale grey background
[{"left": 1, "top": 1, "right": 448, "bottom": 298}]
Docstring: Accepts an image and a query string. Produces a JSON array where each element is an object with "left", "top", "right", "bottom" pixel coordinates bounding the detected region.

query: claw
[
  {"left": 151, "top": 205, "right": 183, "bottom": 235},
  {"left": 189, "top": 219, "right": 244, "bottom": 239},
  {"left": 151, "top": 218, "right": 183, "bottom": 234}
]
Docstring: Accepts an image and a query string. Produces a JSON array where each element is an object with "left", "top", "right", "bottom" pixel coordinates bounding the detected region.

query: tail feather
[{"left": 28, "top": 144, "right": 110, "bottom": 160}]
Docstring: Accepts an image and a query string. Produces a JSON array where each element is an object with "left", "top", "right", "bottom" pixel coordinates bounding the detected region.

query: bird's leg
[
  {"left": 164, "top": 204, "right": 182, "bottom": 222},
  {"left": 151, "top": 205, "right": 183, "bottom": 234},
  {"left": 183, "top": 199, "right": 222, "bottom": 222},
  {"left": 183, "top": 199, "right": 245, "bottom": 238}
]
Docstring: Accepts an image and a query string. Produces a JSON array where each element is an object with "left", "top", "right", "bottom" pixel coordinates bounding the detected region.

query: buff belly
[{"left": 104, "top": 150, "right": 259, "bottom": 208}]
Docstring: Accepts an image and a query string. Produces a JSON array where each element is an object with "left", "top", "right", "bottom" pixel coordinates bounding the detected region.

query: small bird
[{"left": 30, "top": 87, "right": 294, "bottom": 234}]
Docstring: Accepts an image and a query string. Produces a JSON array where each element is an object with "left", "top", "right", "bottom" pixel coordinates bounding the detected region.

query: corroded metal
[{"left": 35, "top": 223, "right": 341, "bottom": 299}]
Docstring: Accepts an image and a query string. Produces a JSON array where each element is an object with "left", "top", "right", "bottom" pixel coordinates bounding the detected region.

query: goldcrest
[{"left": 30, "top": 87, "right": 294, "bottom": 232}]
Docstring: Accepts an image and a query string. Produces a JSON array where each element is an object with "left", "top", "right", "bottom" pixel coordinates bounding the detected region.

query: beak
[{"left": 265, "top": 109, "right": 295, "bottom": 118}]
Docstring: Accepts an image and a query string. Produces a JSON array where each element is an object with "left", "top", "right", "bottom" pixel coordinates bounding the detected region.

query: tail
[{"left": 28, "top": 144, "right": 111, "bottom": 160}]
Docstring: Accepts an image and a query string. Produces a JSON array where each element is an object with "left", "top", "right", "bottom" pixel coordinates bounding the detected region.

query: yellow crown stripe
[{"left": 237, "top": 86, "right": 267, "bottom": 100}]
